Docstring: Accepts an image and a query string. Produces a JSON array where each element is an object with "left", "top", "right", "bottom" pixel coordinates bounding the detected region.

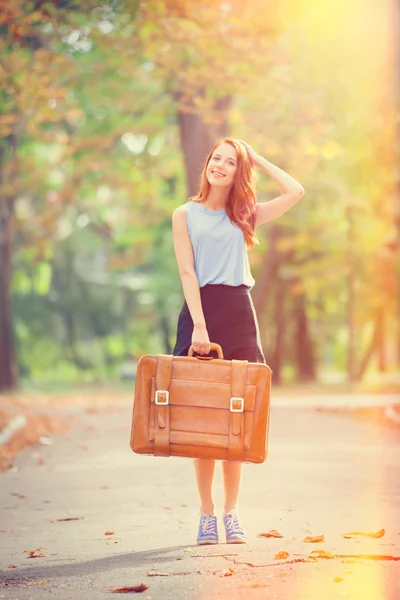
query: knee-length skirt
[{"left": 172, "top": 284, "right": 265, "bottom": 363}]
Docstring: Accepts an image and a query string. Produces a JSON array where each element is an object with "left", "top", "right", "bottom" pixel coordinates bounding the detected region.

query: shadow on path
[{"left": 0, "top": 545, "right": 192, "bottom": 582}]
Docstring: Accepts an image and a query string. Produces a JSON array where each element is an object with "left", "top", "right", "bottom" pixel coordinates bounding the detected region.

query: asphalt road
[{"left": 1, "top": 395, "right": 399, "bottom": 600}]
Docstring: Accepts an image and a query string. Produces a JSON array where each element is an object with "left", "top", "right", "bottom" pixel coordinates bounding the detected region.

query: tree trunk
[
  {"left": 0, "top": 136, "right": 18, "bottom": 391},
  {"left": 160, "top": 315, "right": 172, "bottom": 355},
  {"left": 0, "top": 197, "right": 18, "bottom": 391},
  {"left": 357, "top": 312, "right": 381, "bottom": 380},
  {"left": 376, "top": 310, "right": 386, "bottom": 372},
  {"left": 346, "top": 205, "right": 357, "bottom": 382},
  {"left": 293, "top": 291, "right": 316, "bottom": 382},
  {"left": 252, "top": 224, "right": 285, "bottom": 317},
  {"left": 252, "top": 224, "right": 293, "bottom": 381},
  {"left": 176, "top": 91, "right": 231, "bottom": 197},
  {"left": 270, "top": 278, "right": 285, "bottom": 384}
]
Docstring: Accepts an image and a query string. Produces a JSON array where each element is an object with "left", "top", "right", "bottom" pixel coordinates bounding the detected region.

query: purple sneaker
[
  {"left": 197, "top": 513, "right": 218, "bottom": 545},
  {"left": 223, "top": 509, "right": 248, "bottom": 544}
]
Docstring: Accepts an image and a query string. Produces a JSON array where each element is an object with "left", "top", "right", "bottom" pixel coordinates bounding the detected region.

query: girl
[{"left": 171, "top": 138, "right": 304, "bottom": 545}]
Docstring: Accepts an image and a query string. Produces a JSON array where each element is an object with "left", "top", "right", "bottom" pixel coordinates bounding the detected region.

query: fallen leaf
[
  {"left": 105, "top": 530, "right": 115, "bottom": 536},
  {"left": 56, "top": 517, "right": 83, "bottom": 522},
  {"left": 111, "top": 584, "right": 149, "bottom": 593},
  {"left": 39, "top": 579, "right": 46, "bottom": 584},
  {"left": 7, "top": 564, "right": 17, "bottom": 568},
  {"left": 222, "top": 568, "right": 236, "bottom": 577},
  {"left": 257, "top": 530, "right": 283, "bottom": 539},
  {"left": 24, "top": 546, "right": 45, "bottom": 553},
  {"left": 334, "top": 577, "right": 344, "bottom": 583},
  {"left": 275, "top": 551, "right": 290, "bottom": 559},
  {"left": 342, "top": 528, "right": 384, "bottom": 539},
  {"left": 185, "top": 547, "right": 193, "bottom": 552},
  {"left": 309, "top": 549, "right": 334, "bottom": 559},
  {"left": 304, "top": 535, "right": 325, "bottom": 543},
  {"left": 28, "top": 549, "right": 46, "bottom": 558},
  {"left": 276, "top": 572, "right": 288, "bottom": 577},
  {"left": 11, "top": 492, "right": 27, "bottom": 499}
]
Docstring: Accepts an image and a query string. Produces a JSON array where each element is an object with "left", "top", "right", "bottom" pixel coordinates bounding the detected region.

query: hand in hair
[{"left": 238, "top": 140, "right": 261, "bottom": 167}]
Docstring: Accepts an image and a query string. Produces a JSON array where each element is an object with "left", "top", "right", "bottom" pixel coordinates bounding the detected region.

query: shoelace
[
  {"left": 200, "top": 515, "right": 217, "bottom": 535},
  {"left": 225, "top": 514, "right": 244, "bottom": 535}
]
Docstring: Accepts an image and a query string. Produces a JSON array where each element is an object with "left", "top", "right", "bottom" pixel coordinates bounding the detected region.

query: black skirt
[{"left": 172, "top": 284, "right": 266, "bottom": 363}]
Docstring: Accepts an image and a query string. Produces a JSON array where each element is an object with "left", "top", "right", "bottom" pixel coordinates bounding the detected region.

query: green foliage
[{"left": 1, "top": 0, "right": 398, "bottom": 385}]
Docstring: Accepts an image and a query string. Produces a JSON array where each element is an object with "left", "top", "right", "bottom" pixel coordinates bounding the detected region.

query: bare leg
[
  {"left": 222, "top": 460, "right": 243, "bottom": 513},
  {"left": 193, "top": 458, "right": 216, "bottom": 515}
]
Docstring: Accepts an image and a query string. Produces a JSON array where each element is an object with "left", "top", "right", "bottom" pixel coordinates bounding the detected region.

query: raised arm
[
  {"left": 239, "top": 141, "right": 305, "bottom": 227},
  {"left": 172, "top": 205, "right": 211, "bottom": 355}
]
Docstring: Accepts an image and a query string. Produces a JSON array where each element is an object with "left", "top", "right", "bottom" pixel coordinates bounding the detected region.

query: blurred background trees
[{"left": 0, "top": 0, "right": 398, "bottom": 391}]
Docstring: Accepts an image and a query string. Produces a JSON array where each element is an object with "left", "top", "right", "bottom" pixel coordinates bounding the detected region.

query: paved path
[{"left": 0, "top": 395, "right": 399, "bottom": 600}]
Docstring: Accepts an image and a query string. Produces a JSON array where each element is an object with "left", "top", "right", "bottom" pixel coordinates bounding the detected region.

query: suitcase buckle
[
  {"left": 230, "top": 397, "right": 244, "bottom": 412},
  {"left": 155, "top": 390, "right": 169, "bottom": 405}
]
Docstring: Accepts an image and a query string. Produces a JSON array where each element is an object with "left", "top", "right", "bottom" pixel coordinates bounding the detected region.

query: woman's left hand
[{"left": 238, "top": 140, "right": 262, "bottom": 167}]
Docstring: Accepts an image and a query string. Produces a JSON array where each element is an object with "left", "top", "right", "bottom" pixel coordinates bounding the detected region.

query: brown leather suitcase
[{"left": 130, "top": 343, "right": 272, "bottom": 463}]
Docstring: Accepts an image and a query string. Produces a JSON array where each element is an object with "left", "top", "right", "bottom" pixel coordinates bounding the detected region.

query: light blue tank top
[{"left": 185, "top": 201, "right": 255, "bottom": 289}]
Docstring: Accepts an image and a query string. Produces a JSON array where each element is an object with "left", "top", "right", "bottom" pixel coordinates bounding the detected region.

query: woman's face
[{"left": 206, "top": 143, "right": 238, "bottom": 188}]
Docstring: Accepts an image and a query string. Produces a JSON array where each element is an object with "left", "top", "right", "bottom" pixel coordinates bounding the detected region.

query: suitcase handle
[{"left": 188, "top": 343, "right": 224, "bottom": 360}]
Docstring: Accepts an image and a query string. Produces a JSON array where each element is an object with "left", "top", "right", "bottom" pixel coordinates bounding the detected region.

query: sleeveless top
[{"left": 184, "top": 201, "right": 255, "bottom": 289}]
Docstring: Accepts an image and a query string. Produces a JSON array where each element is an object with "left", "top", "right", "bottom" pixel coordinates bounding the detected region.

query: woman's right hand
[{"left": 191, "top": 323, "right": 211, "bottom": 355}]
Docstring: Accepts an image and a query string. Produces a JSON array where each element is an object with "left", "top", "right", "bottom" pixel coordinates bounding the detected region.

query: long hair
[{"left": 189, "top": 138, "right": 258, "bottom": 249}]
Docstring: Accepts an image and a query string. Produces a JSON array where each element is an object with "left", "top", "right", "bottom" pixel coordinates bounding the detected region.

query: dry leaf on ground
[
  {"left": 105, "top": 530, "right": 115, "bottom": 536},
  {"left": 309, "top": 549, "right": 334, "bottom": 559},
  {"left": 342, "top": 528, "right": 385, "bottom": 539},
  {"left": 7, "top": 564, "right": 17, "bottom": 568},
  {"left": 28, "top": 549, "right": 46, "bottom": 558},
  {"left": 275, "top": 551, "right": 290, "bottom": 559},
  {"left": 56, "top": 517, "right": 83, "bottom": 522},
  {"left": 257, "top": 530, "right": 283, "bottom": 538},
  {"left": 304, "top": 535, "right": 325, "bottom": 543},
  {"left": 111, "top": 584, "right": 149, "bottom": 593},
  {"left": 11, "top": 492, "right": 27, "bottom": 499},
  {"left": 222, "top": 568, "right": 236, "bottom": 577},
  {"left": 334, "top": 577, "right": 344, "bottom": 582}
]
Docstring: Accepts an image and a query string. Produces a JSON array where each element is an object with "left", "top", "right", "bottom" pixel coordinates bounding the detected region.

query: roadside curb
[{"left": 0, "top": 409, "right": 70, "bottom": 472}]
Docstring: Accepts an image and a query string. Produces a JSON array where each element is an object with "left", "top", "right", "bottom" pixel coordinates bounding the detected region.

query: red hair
[{"left": 189, "top": 138, "right": 258, "bottom": 249}]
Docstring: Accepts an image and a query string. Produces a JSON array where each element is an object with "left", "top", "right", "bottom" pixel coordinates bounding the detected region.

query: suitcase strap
[
  {"left": 153, "top": 356, "right": 248, "bottom": 461},
  {"left": 228, "top": 360, "right": 248, "bottom": 461},
  {"left": 154, "top": 355, "right": 173, "bottom": 457}
]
